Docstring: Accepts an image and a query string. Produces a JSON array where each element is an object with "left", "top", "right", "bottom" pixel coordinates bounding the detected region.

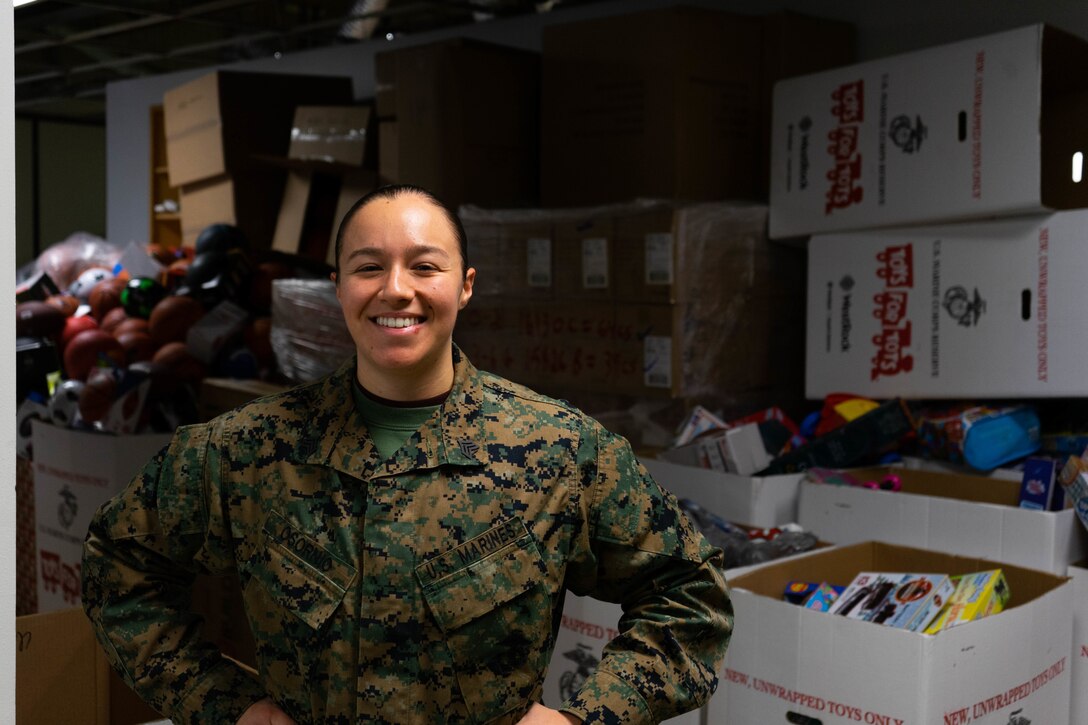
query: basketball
[
  {"left": 152, "top": 341, "right": 207, "bottom": 384},
  {"left": 99, "top": 306, "right": 130, "bottom": 335},
  {"left": 117, "top": 330, "right": 157, "bottom": 364},
  {"left": 148, "top": 295, "right": 205, "bottom": 346},
  {"left": 59, "top": 314, "right": 99, "bottom": 351},
  {"left": 79, "top": 368, "right": 119, "bottom": 422},
  {"left": 89, "top": 277, "right": 128, "bottom": 322},
  {"left": 63, "top": 329, "right": 125, "bottom": 381}
]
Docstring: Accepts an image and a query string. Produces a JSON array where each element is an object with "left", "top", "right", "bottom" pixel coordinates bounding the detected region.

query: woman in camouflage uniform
[{"left": 82, "top": 185, "right": 733, "bottom": 724}]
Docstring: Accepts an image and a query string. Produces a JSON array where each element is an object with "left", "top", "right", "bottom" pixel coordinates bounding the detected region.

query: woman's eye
[
  {"left": 356, "top": 264, "right": 381, "bottom": 273},
  {"left": 415, "top": 263, "right": 439, "bottom": 272}
]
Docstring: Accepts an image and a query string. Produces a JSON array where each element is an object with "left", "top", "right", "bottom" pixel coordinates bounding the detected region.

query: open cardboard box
[
  {"left": 1070, "top": 559, "right": 1088, "bottom": 725},
  {"left": 798, "top": 465, "right": 1088, "bottom": 574},
  {"left": 715, "top": 541, "right": 1073, "bottom": 724},
  {"left": 641, "top": 457, "right": 803, "bottom": 528}
]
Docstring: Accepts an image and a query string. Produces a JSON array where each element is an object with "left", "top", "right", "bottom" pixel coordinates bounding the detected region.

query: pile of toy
[{"left": 15, "top": 225, "right": 302, "bottom": 438}]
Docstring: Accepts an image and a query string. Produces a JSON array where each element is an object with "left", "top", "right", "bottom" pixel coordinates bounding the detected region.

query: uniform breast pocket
[
  {"left": 417, "top": 520, "right": 554, "bottom": 723},
  {"left": 247, "top": 511, "right": 356, "bottom": 681}
]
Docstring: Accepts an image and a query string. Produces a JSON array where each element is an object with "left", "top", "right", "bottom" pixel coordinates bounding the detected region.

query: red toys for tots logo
[
  {"left": 825, "top": 79, "right": 865, "bottom": 215},
  {"left": 871, "top": 243, "right": 914, "bottom": 381}
]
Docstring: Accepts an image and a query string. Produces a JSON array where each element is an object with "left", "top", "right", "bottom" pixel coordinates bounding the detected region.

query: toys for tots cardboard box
[
  {"left": 797, "top": 466, "right": 1088, "bottom": 575},
  {"left": 715, "top": 542, "right": 1073, "bottom": 724},
  {"left": 542, "top": 594, "right": 701, "bottom": 725},
  {"left": 32, "top": 420, "right": 172, "bottom": 613},
  {"left": 769, "top": 24, "right": 1088, "bottom": 239},
  {"left": 806, "top": 210, "right": 1088, "bottom": 399},
  {"left": 1071, "top": 561, "right": 1088, "bottom": 725}
]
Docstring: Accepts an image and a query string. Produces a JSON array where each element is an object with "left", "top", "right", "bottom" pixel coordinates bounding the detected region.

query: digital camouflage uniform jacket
[{"left": 82, "top": 348, "right": 733, "bottom": 724}]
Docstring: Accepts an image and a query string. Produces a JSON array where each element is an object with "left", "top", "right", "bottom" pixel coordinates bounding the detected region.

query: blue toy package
[{"left": 916, "top": 405, "right": 1041, "bottom": 471}]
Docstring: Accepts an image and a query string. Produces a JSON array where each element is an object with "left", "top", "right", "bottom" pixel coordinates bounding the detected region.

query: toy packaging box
[
  {"left": 925, "top": 569, "right": 1010, "bottom": 633},
  {"left": 716, "top": 542, "right": 1073, "bottom": 724},
  {"left": 829, "top": 572, "right": 954, "bottom": 631},
  {"left": 769, "top": 24, "right": 1088, "bottom": 238},
  {"left": 806, "top": 210, "right": 1088, "bottom": 399}
]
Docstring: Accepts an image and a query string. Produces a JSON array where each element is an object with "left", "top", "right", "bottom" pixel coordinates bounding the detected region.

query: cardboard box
[
  {"left": 657, "top": 423, "right": 772, "bottom": 477},
  {"left": 769, "top": 23, "right": 1088, "bottom": 238},
  {"left": 456, "top": 202, "right": 806, "bottom": 402},
  {"left": 271, "top": 166, "right": 376, "bottom": 264},
  {"left": 17, "top": 607, "right": 162, "bottom": 725},
  {"left": 287, "top": 105, "right": 373, "bottom": 165},
  {"left": 542, "top": 594, "right": 701, "bottom": 724},
  {"left": 641, "top": 457, "right": 803, "bottom": 528},
  {"left": 542, "top": 8, "right": 856, "bottom": 207},
  {"left": 163, "top": 70, "right": 352, "bottom": 188},
  {"left": 806, "top": 211, "right": 1088, "bottom": 398},
  {"left": 32, "top": 421, "right": 172, "bottom": 613},
  {"left": 714, "top": 542, "right": 1074, "bottom": 724},
  {"left": 797, "top": 466, "right": 1088, "bottom": 575},
  {"left": 375, "top": 38, "right": 539, "bottom": 209},
  {"left": 165, "top": 71, "right": 352, "bottom": 250},
  {"left": 1070, "top": 560, "right": 1088, "bottom": 725},
  {"left": 198, "top": 376, "right": 290, "bottom": 423}
]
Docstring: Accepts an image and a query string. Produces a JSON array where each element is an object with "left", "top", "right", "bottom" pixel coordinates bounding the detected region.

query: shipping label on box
[
  {"left": 32, "top": 421, "right": 172, "bottom": 613},
  {"left": 806, "top": 211, "right": 1088, "bottom": 399},
  {"left": 770, "top": 24, "right": 1088, "bottom": 238}
]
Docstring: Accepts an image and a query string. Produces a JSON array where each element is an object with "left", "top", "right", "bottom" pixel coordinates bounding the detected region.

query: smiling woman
[
  {"left": 81, "top": 183, "right": 733, "bottom": 725},
  {"left": 331, "top": 185, "right": 476, "bottom": 402}
]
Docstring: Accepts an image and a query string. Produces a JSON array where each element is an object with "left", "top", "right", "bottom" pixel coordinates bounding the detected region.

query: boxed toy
[
  {"left": 806, "top": 211, "right": 1088, "bottom": 398},
  {"left": 829, "top": 572, "right": 954, "bottom": 631},
  {"left": 925, "top": 569, "right": 1010, "bottom": 634},
  {"left": 769, "top": 24, "right": 1088, "bottom": 238},
  {"left": 714, "top": 542, "right": 1073, "bottom": 724}
]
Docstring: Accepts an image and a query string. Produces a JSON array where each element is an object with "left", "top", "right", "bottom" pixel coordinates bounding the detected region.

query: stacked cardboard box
[
  {"left": 772, "top": 24, "right": 1088, "bottom": 398},
  {"left": 456, "top": 201, "right": 806, "bottom": 406},
  {"left": 375, "top": 38, "right": 540, "bottom": 210},
  {"left": 270, "top": 104, "right": 377, "bottom": 265},
  {"left": 541, "top": 8, "right": 855, "bottom": 206},
  {"left": 163, "top": 70, "right": 353, "bottom": 249}
]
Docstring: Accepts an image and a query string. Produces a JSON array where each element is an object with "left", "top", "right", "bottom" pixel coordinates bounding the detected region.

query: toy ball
[
  {"left": 63, "top": 329, "right": 125, "bottom": 381},
  {"left": 113, "top": 316, "right": 150, "bottom": 338},
  {"left": 121, "top": 277, "right": 167, "bottom": 319},
  {"left": 88, "top": 277, "right": 128, "bottom": 322},
  {"left": 44, "top": 294, "right": 80, "bottom": 318},
  {"left": 16, "top": 301, "right": 67, "bottom": 339},
  {"left": 116, "top": 330, "right": 157, "bottom": 364},
  {"left": 148, "top": 295, "right": 205, "bottom": 346},
  {"left": 68, "top": 267, "right": 113, "bottom": 301},
  {"left": 194, "top": 223, "right": 248, "bottom": 256},
  {"left": 99, "top": 306, "right": 131, "bottom": 335},
  {"left": 48, "top": 379, "right": 85, "bottom": 427},
  {"left": 59, "top": 314, "right": 99, "bottom": 351},
  {"left": 184, "top": 251, "right": 229, "bottom": 289},
  {"left": 152, "top": 341, "right": 207, "bottom": 384},
  {"left": 79, "top": 368, "right": 119, "bottom": 423}
]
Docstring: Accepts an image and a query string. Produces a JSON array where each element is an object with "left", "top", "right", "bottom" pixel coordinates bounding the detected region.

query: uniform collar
[{"left": 302, "top": 346, "right": 488, "bottom": 475}]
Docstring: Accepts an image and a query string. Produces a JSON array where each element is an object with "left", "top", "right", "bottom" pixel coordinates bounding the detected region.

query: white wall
[
  {"left": 3, "top": 1, "right": 18, "bottom": 722},
  {"left": 105, "top": 0, "right": 1088, "bottom": 246}
]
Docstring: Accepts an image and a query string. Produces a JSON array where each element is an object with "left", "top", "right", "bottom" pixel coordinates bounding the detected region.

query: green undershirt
[{"left": 351, "top": 380, "right": 444, "bottom": 460}]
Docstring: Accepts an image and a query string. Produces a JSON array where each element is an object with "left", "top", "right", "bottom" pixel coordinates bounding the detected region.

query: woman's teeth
[{"left": 376, "top": 316, "right": 421, "bottom": 328}]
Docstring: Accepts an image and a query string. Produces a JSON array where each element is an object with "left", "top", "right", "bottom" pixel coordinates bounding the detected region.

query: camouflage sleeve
[
  {"left": 81, "top": 422, "right": 268, "bottom": 724},
  {"left": 560, "top": 425, "right": 733, "bottom": 724}
]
